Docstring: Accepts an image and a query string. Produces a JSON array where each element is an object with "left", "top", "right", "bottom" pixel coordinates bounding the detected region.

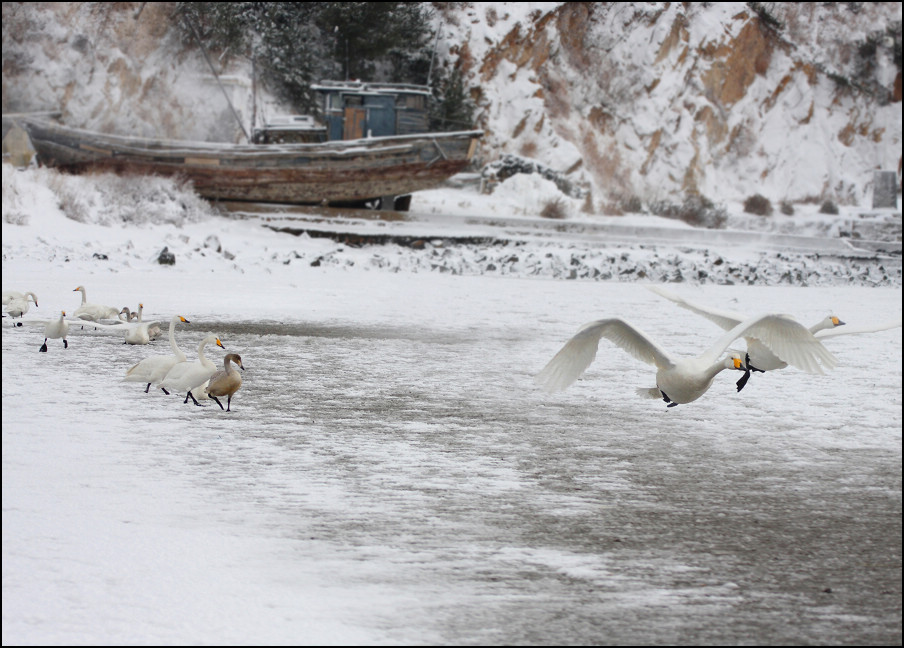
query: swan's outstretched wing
[
  {"left": 535, "top": 318, "right": 674, "bottom": 392},
  {"left": 647, "top": 285, "right": 744, "bottom": 331},
  {"left": 703, "top": 313, "right": 837, "bottom": 374},
  {"left": 814, "top": 318, "right": 901, "bottom": 339}
]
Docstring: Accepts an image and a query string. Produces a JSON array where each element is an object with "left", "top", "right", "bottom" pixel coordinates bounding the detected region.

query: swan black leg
[
  {"left": 661, "top": 390, "right": 678, "bottom": 407},
  {"left": 185, "top": 391, "right": 200, "bottom": 406},
  {"left": 63, "top": 340, "right": 68, "bottom": 349},
  {"left": 746, "top": 353, "right": 764, "bottom": 373},
  {"left": 736, "top": 370, "right": 751, "bottom": 392},
  {"left": 39, "top": 339, "right": 48, "bottom": 352},
  {"left": 211, "top": 395, "right": 225, "bottom": 410},
  {"left": 226, "top": 396, "right": 233, "bottom": 412},
  {"left": 145, "top": 383, "right": 151, "bottom": 393},
  {"left": 161, "top": 387, "right": 170, "bottom": 395}
]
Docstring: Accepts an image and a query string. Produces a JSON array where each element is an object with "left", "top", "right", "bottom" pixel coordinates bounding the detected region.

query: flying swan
[
  {"left": 534, "top": 313, "right": 836, "bottom": 407},
  {"left": 206, "top": 353, "right": 245, "bottom": 412},
  {"left": 647, "top": 285, "right": 900, "bottom": 390},
  {"left": 124, "top": 315, "right": 191, "bottom": 393},
  {"left": 159, "top": 334, "right": 225, "bottom": 406}
]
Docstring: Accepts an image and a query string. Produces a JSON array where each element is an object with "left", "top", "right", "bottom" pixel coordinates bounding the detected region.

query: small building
[{"left": 311, "top": 81, "right": 432, "bottom": 141}]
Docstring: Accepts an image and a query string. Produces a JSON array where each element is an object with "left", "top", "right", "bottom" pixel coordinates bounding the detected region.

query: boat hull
[{"left": 18, "top": 118, "right": 482, "bottom": 206}]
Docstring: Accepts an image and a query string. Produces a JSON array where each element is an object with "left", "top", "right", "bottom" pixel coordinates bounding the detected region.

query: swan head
[
  {"left": 179, "top": 316, "right": 190, "bottom": 323},
  {"left": 216, "top": 337, "right": 225, "bottom": 349},
  {"left": 725, "top": 353, "right": 746, "bottom": 371},
  {"left": 829, "top": 315, "right": 845, "bottom": 327}
]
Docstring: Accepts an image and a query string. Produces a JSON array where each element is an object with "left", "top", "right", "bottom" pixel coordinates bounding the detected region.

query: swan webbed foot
[
  {"left": 63, "top": 340, "right": 68, "bottom": 349},
  {"left": 185, "top": 391, "right": 200, "bottom": 406},
  {"left": 667, "top": 402, "right": 679, "bottom": 408},
  {"left": 660, "top": 390, "right": 678, "bottom": 407},
  {"left": 39, "top": 342, "right": 48, "bottom": 352}
]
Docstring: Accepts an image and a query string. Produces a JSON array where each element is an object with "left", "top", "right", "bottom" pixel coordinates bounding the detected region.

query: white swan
[
  {"left": 3, "top": 291, "right": 38, "bottom": 319},
  {"left": 207, "top": 353, "right": 245, "bottom": 411},
  {"left": 535, "top": 313, "right": 836, "bottom": 407},
  {"left": 39, "top": 310, "right": 70, "bottom": 352},
  {"left": 159, "top": 334, "right": 225, "bottom": 406},
  {"left": 124, "top": 315, "right": 191, "bottom": 393},
  {"left": 72, "top": 285, "right": 120, "bottom": 322},
  {"left": 647, "top": 285, "right": 898, "bottom": 390},
  {"left": 122, "top": 303, "right": 161, "bottom": 345},
  {"left": 3, "top": 290, "right": 36, "bottom": 305}
]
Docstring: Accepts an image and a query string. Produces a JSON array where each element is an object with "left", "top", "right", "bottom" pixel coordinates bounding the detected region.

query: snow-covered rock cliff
[
  {"left": 436, "top": 2, "right": 902, "bottom": 208},
  {"left": 3, "top": 2, "right": 902, "bottom": 211}
]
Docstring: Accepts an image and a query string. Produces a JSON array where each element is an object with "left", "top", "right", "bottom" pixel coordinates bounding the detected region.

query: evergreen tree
[
  {"left": 176, "top": 2, "right": 435, "bottom": 113},
  {"left": 429, "top": 66, "right": 475, "bottom": 132}
]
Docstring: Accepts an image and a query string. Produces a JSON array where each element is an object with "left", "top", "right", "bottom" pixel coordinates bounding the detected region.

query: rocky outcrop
[{"left": 443, "top": 2, "right": 902, "bottom": 208}]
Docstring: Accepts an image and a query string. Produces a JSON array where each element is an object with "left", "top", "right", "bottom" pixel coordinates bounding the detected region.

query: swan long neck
[
  {"left": 168, "top": 317, "right": 181, "bottom": 356},
  {"left": 808, "top": 317, "right": 841, "bottom": 334},
  {"left": 196, "top": 338, "right": 209, "bottom": 361},
  {"left": 77, "top": 287, "right": 87, "bottom": 304},
  {"left": 705, "top": 361, "right": 730, "bottom": 383},
  {"left": 705, "top": 356, "right": 740, "bottom": 384}
]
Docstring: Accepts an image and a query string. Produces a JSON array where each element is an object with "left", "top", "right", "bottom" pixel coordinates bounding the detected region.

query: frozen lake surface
[
  {"left": 2, "top": 166, "right": 902, "bottom": 644},
  {"left": 3, "top": 271, "right": 901, "bottom": 645}
]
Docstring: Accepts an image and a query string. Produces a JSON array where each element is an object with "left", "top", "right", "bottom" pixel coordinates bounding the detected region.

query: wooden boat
[{"left": 16, "top": 117, "right": 482, "bottom": 208}]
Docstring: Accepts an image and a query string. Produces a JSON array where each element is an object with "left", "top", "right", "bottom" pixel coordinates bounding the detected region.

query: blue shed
[{"left": 312, "top": 81, "right": 432, "bottom": 141}]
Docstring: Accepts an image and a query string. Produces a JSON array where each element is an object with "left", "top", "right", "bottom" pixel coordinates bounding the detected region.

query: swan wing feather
[
  {"left": 703, "top": 313, "right": 837, "bottom": 374},
  {"left": 535, "top": 318, "right": 673, "bottom": 392},
  {"left": 647, "top": 285, "right": 745, "bottom": 331}
]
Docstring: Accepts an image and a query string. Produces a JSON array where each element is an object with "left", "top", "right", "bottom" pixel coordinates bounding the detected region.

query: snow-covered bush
[{"left": 6, "top": 165, "right": 217, "bottom": 227}]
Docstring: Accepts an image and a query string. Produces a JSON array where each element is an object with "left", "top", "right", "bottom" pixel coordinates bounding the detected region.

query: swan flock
[{"left": 8, "top": 281, "right": 899, "bottom": 412}]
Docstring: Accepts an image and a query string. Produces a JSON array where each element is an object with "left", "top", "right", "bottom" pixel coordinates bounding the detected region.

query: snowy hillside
[
  {"left": 1, "top": 2, "right": 902, "bottom": 211},
  {"left": 436, "top": 2, "right": 902, "bottom": 208}
]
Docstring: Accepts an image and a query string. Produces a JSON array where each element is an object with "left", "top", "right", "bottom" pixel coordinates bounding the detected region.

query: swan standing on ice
[
  {"left": 3, "top": 291, "right": 38, "bottom": 319},
  {"left": 119, "top": 305, "right": 162, "bottom": 341},
  {"left": 207, "top": 353, "right": 245, "bottom": 411},
  {"left": 647, "top": 285, "right": 899, "bottom": 391},
  {"left": 39, "top": 310, "right": 70, "bottom": 352},
  {"left": 124, "top": 315, "right": 191, "bottom": 393},
  {"left": 122, "top": 303, "right": 158, "bottom": 345},
  {"left": 535, "top": 313, "right": 836, "bottom": 407},
  {"left": 159, "top": 334, "right": 225, "bottom": 406},
  {"left": 72, "top": 285, "right": 120, "bottom": 322}
]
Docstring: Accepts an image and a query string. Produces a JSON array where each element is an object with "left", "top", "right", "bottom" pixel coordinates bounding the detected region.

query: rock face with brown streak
[{"left": 441, "top": 2, "right": 901, "bottom": 207}]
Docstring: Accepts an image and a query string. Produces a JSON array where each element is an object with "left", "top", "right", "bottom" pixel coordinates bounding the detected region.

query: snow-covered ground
[{"left": 2, "top": 164, "right": 902, "bottom": 644}]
